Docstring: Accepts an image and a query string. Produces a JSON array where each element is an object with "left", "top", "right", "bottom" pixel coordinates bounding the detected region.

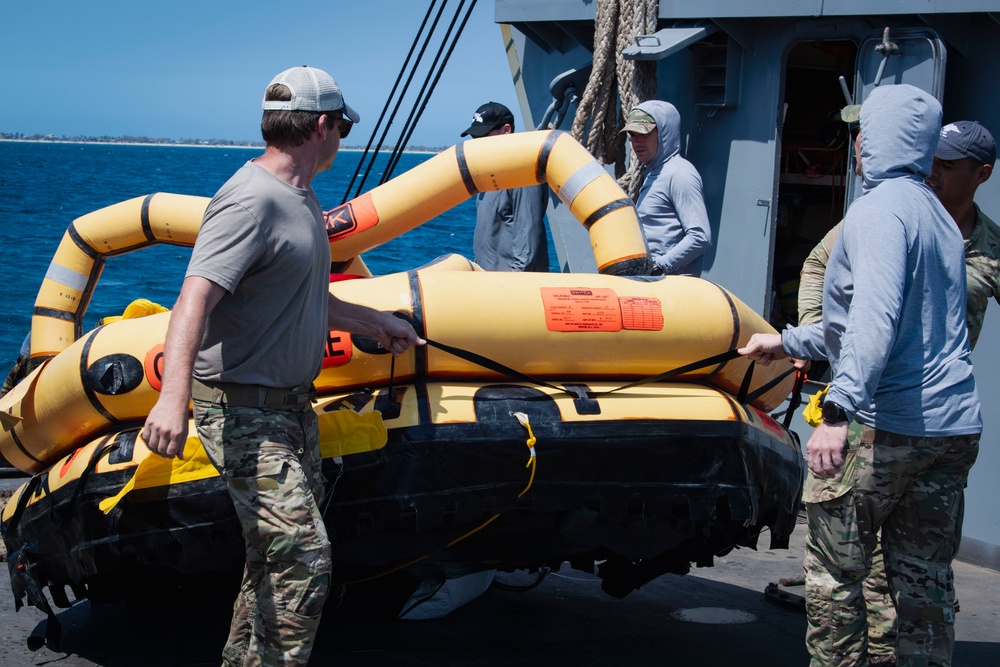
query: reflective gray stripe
[
  {"left": 556, "top": 161, "right": 608, "bottom": 207},
  {"left": 45, "top": 262, "right": 89, "bottom": 292}
]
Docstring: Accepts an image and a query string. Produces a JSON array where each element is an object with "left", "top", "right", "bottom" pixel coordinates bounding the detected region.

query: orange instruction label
[
  {"left": 619, "top": 296, "right": 663, "bottom": 331},
  {"left": 542, "top": 288, "right": 623, "bottom": 332}
]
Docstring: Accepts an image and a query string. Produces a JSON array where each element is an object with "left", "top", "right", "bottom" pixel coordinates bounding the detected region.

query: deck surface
[{"left": 1, "top": 478, "right": 998, "bottom": 666}]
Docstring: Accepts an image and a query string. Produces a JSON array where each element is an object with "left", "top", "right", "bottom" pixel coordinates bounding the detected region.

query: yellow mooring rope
[{"left": 338, "top": 410, "right": 540, "bottom": 585}]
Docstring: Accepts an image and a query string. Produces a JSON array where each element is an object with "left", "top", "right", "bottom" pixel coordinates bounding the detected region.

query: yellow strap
[
  {"left": 99, "top": 408, "right": 386, "bottom": 514},
  {"left": 341, "top": 410, "right": 540, "bottom": 585}
]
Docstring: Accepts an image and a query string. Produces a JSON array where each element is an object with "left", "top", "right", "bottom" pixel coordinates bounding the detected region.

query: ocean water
[{"left": 0, "top": 141, "right": 529, "bottom": 371}]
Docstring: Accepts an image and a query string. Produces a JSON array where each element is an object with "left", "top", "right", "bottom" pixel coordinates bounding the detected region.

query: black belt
[{"left": 191, "top": 378, "right": 317, "bottom": 409}]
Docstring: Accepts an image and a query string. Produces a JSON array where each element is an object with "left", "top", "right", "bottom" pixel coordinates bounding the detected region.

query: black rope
[
  {"left": 341, "top": 0, "right": 445, "bottom": 204},
  {"left": 589, "top": 350, "right": 742, "bottom": 397},
  {"left": 424, "top": 337, "right": 568, "bottom": 393},
  {"left": 382, "top": 0, "right": 479, "bottom": 183},
  {"left": 340, "top": 0, "right": 447, "bottom": 204},
  {"left": 420, "top": 337, "right": 790, "bottom": 408},
  {"left": 745, "top": 366, "right": 797, "bottom": 408},
  {"left": 773, "top": 370, "right": 807, "bottom": 428}
]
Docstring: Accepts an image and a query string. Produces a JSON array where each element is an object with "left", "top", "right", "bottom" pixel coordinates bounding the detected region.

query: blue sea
[{"left": 0, "top": 141, "right": 552, "bottom": 372}]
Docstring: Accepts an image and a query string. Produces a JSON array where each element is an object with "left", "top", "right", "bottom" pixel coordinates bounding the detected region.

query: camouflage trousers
[
  {"left": 802, "top": 422, "right": 979, "bottom": 667},
  {"left": 864, "top": 539, "right": 896, "bottom": 663},
  {"left": 195, "top": 399, "right": 332, "bottom": 667}
]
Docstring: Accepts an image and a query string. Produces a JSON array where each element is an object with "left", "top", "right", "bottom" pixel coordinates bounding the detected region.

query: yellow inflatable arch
[{"left": 27, "top": 130, "right": 648, "bottom": 364}]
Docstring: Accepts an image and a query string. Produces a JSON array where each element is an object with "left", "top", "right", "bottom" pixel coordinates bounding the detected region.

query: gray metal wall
[{"left": 498, "top": 2, "right": 1000, "bottom": 568}]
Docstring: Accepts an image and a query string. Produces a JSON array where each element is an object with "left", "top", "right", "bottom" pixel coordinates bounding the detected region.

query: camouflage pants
[
  {"left": 803, "top": 422, "right": 978, "bottom": 667},
  {"left": 864, "top": 538, "right": 896, "bottom": 662},
  {"left": 195, "top": 399, "right": 332, "bottom": 667}
]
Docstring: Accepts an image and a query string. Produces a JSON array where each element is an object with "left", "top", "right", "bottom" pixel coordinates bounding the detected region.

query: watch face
[{"left": 822, "top": 401, "right": 846, "bottom": 423}]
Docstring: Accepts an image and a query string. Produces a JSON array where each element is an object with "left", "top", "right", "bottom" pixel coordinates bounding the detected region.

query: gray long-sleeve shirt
[
  {"left": 634, "top": 101, "right": 712, "bottom": 276},
  {"left": 783, "top": 84, "right": 980, "bottom": 437}
]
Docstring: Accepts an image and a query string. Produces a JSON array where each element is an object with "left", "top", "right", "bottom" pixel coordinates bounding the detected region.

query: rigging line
[
  {"left": 340, "top": 0, "right": 440, "bottom": 205},
  {"left": 383, "top": 0, "right": 478, "bottom": 183},
  {"left": 352, "top": 0, "right": 452, "bottom": 201},
  {"left": 385, "top": 0, "right": 478, "bottom": 181},
  {"left": 381, "top": 0, "right": 470, "bottom": 182}
]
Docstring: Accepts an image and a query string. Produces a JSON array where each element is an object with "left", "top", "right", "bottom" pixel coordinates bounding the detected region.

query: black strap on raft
[
  {"left": 424, "top": 338, "right": 570, "bottom": 394},
  {"left": 771, "top": 370, "right": 807, "bottom": 428},
  {"left": 406, "top": 338, "right": 794, "bottom": 408},
  {"left": 591, "top": 349, "right": 741, "bottom": 397}
]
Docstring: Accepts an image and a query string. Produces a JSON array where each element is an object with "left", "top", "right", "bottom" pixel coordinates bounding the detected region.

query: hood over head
[
  {"left": 635, "top": 100, "right": 681, "bottom": 171},
  {"left": 859, "top": 84, "right": 942, "bottom": 193}
]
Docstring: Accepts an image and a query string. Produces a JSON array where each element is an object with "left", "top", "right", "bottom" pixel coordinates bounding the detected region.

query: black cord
[{"left": 341, "top": 0, "right": 440, "bottom": 204}]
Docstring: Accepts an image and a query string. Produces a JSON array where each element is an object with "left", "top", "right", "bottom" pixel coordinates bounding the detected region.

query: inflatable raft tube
[
  {"left": 0, "top": 263, "right": 794, "bottom": 472},
  {"left": 2, "top": 380, "right": 804, "bottom": 606},
  {"left": 322, "top": 130, "right": 647, "bottom": 274},
  {"left": 27, "top": 131, "right": 648, "bottom": 366}
]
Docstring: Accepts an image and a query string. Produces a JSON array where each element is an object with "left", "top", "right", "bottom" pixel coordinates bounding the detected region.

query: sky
[{"left": 0, "top": 1, "right": 519, "bottom": 149}]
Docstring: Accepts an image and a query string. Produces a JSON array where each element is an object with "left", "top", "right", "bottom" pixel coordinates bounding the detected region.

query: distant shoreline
[{"left": 0, "top": 137, "right": 444, "bottom": 155}]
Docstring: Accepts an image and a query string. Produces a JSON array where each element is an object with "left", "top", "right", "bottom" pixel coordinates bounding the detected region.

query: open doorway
[{"left": 771, "top": 40, "right": 858, "bottom": 329}]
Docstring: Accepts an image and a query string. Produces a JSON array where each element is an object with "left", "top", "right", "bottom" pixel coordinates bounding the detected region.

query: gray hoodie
[
  {"left": 783, "top": 84, "right": 981, "bottom": 437},
  {"left": 633, "top": 101, "right": 712, "bottom": 276}
]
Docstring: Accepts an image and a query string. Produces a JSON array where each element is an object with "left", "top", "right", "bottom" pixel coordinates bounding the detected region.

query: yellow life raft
[{"left": 0, "top": 130, "right": 805, "bottom": 621}]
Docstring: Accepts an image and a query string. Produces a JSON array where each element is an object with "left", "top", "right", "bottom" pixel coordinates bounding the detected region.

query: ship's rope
[
  {"left": 341, "top": 0, "right": 479, "bottom": 204},
  {"left": 571, "top": 0, "right": 658, "bottom": 201}
]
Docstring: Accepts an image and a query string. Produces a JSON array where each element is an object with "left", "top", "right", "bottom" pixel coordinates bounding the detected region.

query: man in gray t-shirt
[{"left": 142, "top": 66, "right": 423, "bottom": 667}]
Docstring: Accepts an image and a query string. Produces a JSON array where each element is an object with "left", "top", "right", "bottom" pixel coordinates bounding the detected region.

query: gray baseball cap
[
  {"left": 262, "top": 66, "right": 360, "bottom": 124},
  {"left": 936, "top": 120, "right": 996, "bottom": 166}
]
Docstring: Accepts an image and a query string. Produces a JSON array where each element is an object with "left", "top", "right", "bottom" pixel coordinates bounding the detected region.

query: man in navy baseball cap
[
  {"left": 461, "top": 101, "right": 516, "bottom": 138},
  {"left": 935, "top": 120, "right": 996, "bottom": 166},
  {"left": 927, "top": 120, "right": 996, "bottom": 240},
  {"left": 927, "top": 120, "right": 1000, "bottom": 349}
]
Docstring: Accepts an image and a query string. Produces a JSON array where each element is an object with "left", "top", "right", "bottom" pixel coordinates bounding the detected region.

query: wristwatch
[{"left": 821, "top": 401, "right": 849, "bottom": 425}]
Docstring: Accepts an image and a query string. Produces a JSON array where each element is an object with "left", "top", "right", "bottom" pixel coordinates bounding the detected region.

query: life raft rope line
[
  {"left": 334, "top": 406, "right": 538, "bottom": 586},
  {"left": 571, "top": 0, "right": 658, "bottom": 200},
  {"left": 412, "top": 337, "right": 793, "bottom": 407}
]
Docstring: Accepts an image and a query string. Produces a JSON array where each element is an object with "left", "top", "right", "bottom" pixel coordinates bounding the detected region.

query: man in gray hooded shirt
[
  {"left": 739, "top": 84, "right": 981, "bottom": 667},
  {"left": 624, "top": 100, "right": 712, "bottom": 276}
]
